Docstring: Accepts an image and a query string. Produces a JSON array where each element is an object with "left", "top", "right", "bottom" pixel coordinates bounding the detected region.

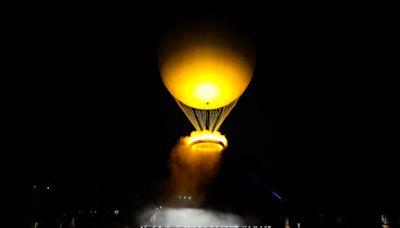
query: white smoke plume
[{"left": 137, "top": 207, "right": 244, "bottom": 226}]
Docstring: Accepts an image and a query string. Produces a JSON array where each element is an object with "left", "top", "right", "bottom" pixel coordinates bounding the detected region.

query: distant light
[
  {"left": 178, "top": 195, "right": 182, "bottom": 199},
  {"left": 184, "top": 196, "right": 187, "bottom": 199},
  {"left": 33, "top": 185, "right": 37, "bottom": 189},
  {"left": 188, "top": 196, "right": 192, "bottom": 200},
  {"left": 114, "top": 209, "right": 119, "bottom": 215},
  {"left": 272, "top": 191, "right": 282, "bottom": 200},
  {"left": 46, "top": 186, "right": 50, "bottom": 190}
]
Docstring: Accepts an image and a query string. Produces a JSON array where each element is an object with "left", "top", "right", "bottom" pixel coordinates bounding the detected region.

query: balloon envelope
[{"left": 159, "top": 23, "right": 256, "bottom": 110}]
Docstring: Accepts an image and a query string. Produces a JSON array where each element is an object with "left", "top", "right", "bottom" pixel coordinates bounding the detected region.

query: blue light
[{"left": 272, "top": 191, "right": 282, "bottom": 200}]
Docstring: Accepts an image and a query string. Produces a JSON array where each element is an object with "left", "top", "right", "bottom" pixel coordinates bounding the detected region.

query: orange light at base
[{"left": 184, "top": 130, "right": 228, "bottom": 153}]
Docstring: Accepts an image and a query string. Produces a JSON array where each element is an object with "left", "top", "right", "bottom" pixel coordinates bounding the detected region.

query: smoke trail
[
  {"left": 165, "top": 136, "right": 224, "bottom": 207},
  {"left": 134, "top": 136, "right": 260, "bottom": 225}
]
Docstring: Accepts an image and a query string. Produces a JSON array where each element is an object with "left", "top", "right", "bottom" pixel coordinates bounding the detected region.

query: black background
[{"left": 7, "top": 1, "right": 399, "bottom": 225}]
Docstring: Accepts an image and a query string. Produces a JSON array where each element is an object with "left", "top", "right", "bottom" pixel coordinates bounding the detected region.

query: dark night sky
[{"left": 10, "top": 1, "right": 399, "bottom": 220}]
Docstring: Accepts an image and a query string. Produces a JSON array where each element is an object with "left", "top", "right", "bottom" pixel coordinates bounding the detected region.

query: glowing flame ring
[{"left": 186, "top": 131, "right": 227, "bottom": 153}]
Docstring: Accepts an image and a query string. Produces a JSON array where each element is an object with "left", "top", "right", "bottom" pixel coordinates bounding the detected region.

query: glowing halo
[{"left": 185, "top": 130, "right": 228, "bottom": 153}]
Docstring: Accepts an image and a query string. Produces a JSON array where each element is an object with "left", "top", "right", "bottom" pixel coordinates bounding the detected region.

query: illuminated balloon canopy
[{"left": 159, "top": 21, "right": 255, "bottom": 152}]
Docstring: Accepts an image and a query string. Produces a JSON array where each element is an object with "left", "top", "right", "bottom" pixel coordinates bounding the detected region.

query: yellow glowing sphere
[{"left": 159, "top": 24, "right": 256, "bottom": 110}]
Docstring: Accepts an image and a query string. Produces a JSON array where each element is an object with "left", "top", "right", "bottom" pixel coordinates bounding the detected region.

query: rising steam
[
  {"left": 165, "top": 136, "right": 224, "bottom": 207},
  {"left": 135, "top": 136, "right": 243, "bottom": 225}
]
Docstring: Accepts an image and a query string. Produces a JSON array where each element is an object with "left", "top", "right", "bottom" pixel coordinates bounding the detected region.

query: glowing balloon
[{"left": 159, "top": 21, "right": 255, "bottom": 151}]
